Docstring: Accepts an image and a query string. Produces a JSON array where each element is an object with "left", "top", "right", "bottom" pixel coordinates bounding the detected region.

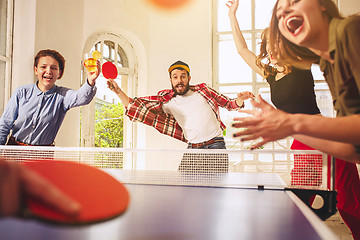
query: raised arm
[
  {"left": 107, "top": 79, "right": 131, "bottom": 108},
  {"left": 226, "top": 0, "right": 264, "bottom": 77}
]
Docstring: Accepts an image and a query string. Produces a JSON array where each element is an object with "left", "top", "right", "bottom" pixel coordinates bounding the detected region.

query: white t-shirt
[{"left": 162, "top": 90, "right": 223, "bottom": 143}]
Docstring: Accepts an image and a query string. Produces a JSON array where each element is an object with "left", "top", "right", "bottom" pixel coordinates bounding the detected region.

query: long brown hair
[
  {"left": 255, "top": 28, "right": 292, "bottom": 78},
  {"left": 267, "top": 0, "right": 342, "bottom": 65}
]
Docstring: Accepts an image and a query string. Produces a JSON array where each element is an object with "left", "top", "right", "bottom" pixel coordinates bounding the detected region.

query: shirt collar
[
  {"left": 34, "top": 81, "right": 57, "bottom": 96},
  {"left": 319, "top": 18, "right": 341, "bottom": 70},
  {"left": 160, "top": 84, "right": 201, "bottom": 102}
]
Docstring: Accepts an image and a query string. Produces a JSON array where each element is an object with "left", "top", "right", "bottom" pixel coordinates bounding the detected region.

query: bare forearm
[
  {"left": 108, "top": 79, "right": 131, "bottom": 108},
  {"left": 116, "top": 89, "right": 131, "bottom": 108},
  {"left": 292, "top": 114, "right": 360, "bottom": 144},
  {"left": 293, "top": 135, "right": 360, "bottom": 164},
  {"left": 229, "top": 13, "right": 248, "bottom": 54}
]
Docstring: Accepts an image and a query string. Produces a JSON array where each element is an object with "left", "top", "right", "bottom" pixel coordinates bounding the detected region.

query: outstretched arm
[
  {"left": 236, "top": 91, "right": 255, "bottom": 107},
  {"left": 226, "top": 0, "right": 264, "bottom": 77},
  {"left": 292, "top": 135, "right": 360, "bottom": 164},
  {"left": 232, "top": 95, "right": 360, "bottom": 163},
  {"left": 107, "top": 79, "right": 131, "bottom": 108}
]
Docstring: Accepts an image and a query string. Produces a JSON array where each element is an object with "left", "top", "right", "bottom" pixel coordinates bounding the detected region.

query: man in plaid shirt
[{"left": 108, "top": 60, "right": 254, "bottom": 172}]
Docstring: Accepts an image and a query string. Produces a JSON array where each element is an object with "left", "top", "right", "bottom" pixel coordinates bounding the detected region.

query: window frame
[
  {"left": 212, "top": 0, "right": 334, "bottom": 149},
  {"left": 0, "top": 0, "right": 14, "bottom": 114},
  {"left": 81, "top": 32, "right": 138, "bottom": 148}
]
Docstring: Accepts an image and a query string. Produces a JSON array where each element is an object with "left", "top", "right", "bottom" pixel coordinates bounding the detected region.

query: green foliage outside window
[{"left": 95, "top": 103, "right": 124, "bottom": 148}]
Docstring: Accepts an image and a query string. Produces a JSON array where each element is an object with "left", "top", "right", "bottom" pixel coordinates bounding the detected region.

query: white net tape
[{"left": 0, "top": 146, "right": 329, "bottom": 190}]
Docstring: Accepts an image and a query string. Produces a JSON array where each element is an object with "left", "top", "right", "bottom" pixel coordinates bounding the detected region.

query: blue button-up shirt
[{"left": 0, "top": 81, "right": 96, "bottom": 145}]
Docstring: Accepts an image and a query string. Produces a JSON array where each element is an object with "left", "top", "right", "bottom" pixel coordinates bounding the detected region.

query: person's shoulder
[
  {"left": 18, "top": 83, "right": 35, "bottom": 90},
  {"left": 289, "top": 66, "right": 314, "bottom": 82},
  {"left": 336, "top": 15, "right": 360, "bottom": 37},
  {"left": 196, "top": 83, "right": 207, "bottom": 87},
  {"left": 54, "top": 85, "right": 72, "bottom": 93},
  {"left": 158, "top": 89, "right": 172, "bottom": 96},
  {"left": 192, "top": 83, "right": 208, "bottom": 90},
  {"left": 14, "top": 83, "right": 35, "bottom": 95},
  {"left": 291, "top": 66, "right": 312, "bottom": 73}
]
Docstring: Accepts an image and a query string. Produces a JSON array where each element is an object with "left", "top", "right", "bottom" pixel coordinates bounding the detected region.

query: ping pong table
[
  {"left": 0, "top": 146, "right": 339, "bottom": 240},
  {"left": 0, "top": 170, "right": 338, "bottom": 240}
]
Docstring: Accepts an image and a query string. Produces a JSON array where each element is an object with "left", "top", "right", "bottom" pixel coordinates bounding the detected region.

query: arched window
[{"left": 81, "top": 33, "right": 137, "bottom": 148}]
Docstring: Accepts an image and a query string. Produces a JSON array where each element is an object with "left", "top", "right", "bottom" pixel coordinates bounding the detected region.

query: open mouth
[
  {"left": 43, "top": 76, "right": 53, "bottom": 81},
  {"left": 176, "top": 84, "right": 185, "bottom": 89},
  {"left": 286, "top": 16, "right": 304, "bottom": 35}
]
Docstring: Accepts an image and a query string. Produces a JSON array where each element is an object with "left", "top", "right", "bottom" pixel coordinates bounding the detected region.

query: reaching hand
[
  {"left": 87, "top": 60, "right": 101, "bottom": 86},
  {"left": 226, "top": 0, "right": 239, "bottom": 16},
  {"left": 107, "top": 79, "right": 121, "bottom": 94},
  {"left": 236, "top": 91, "right": 255, "bottom": 107},
  {"left": 232, "top": 95, "right": 294, "bottom": 149}
]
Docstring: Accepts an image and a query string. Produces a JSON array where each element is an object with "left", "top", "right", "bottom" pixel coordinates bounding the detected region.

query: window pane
[
  {"left": 311, "top": 64, "right": 324, "bottom": 80},
  {"left": 315, "top": 83, "right": 334, "bottom": 117},
  {"left": 258, "top": 86, "right": 272, "bottom": 106},
  {"left": 117, "top": 44, "right": 128, "bottom": 68},
  {"left": 0, "top": 0, "right": 7, "bottom": 55},
  {"left": 219, "top": 85, "right": 253, "bottom": 96},
  {"left": 95, "top": 74, "right": 121, "bottom": 105},
  {"left": 217, "top": 0, "right": 251, "bottom": 32},
  {"left": 218, "top": 38, "right": 252, "bottom": 84},
  {"left": 255, "top": 0, "right": 277, "bottom": 29}
]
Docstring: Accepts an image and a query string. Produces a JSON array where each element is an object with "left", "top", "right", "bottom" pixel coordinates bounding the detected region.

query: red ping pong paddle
[
  {"left": 102, "top": 62, "right": 118, "bottom": 79},
  {"left": 21, "top": 160, "right": 129, "bottom": 225}
]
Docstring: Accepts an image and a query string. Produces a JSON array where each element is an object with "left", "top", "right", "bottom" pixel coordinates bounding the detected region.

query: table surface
[{"left": 0, "top": 171, "right": 337, "bottom": 240}]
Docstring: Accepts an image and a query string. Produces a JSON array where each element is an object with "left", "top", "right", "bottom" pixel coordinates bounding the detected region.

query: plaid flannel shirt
[{"left": 125, "top": 83, "right": 243, "bottom": 143}]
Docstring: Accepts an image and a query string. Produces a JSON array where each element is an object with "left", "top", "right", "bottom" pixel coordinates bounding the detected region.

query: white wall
[
  {"left": 12, "top": 0, "right": 36, "bottom": 90},
  {"left": 81, "top": 0, "right": 212, "bottom": 149},
  {"left": 339, "top": 0, "right": 360, "bottom": 16},
  {"left": 11, "top": 0, "right": 359, "bottom": 148},
  {"left": 12, "top": 0, "right": 212, "bottom": 148}
]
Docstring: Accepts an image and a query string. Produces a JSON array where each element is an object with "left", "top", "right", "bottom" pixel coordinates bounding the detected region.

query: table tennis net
[{"left": 1, "top": 146, "right": 330, "bottom": 190}]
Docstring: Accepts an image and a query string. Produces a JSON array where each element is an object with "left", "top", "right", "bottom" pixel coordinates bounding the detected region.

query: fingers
[
  {"left": 226, "top": 0, "right": 236, "bottom": 9},
  {"left": 232, "top": 125, "right": 261, "bottom": 138},
  {"left": 107, "top": 79, "right": 119, "bottom": 93},
  {"left": 249, "top": 95, "right": 275, "bottom": 111},
  {"left": 107, "top": 80, "right": 115, "bottom": 91},
  {"left": 232, "top": 117, "right": 261, "bottom": 128},
  {"left": 249, "top": 92, "right": 256, "bottom": 99},
  {"left": 20, "top": 165, "right": 81, "bottom": 217},
  {"left": 96, "top": 60, "right": 101, "bottom": 75},
  {"left": 249, "top": 140, "right": 268, "bottom": 150},
  {"left": 236, "top": 109, "right": 258, "bottom": 116},
  {"left": 237, "top": 91, "right": 256, "bottom": 101},
  {"left": 0, "top": 161, "right": 21, "bottom": 216},
  {"left": 87, "top": 62, "right": 101, "bottom": 86}
]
